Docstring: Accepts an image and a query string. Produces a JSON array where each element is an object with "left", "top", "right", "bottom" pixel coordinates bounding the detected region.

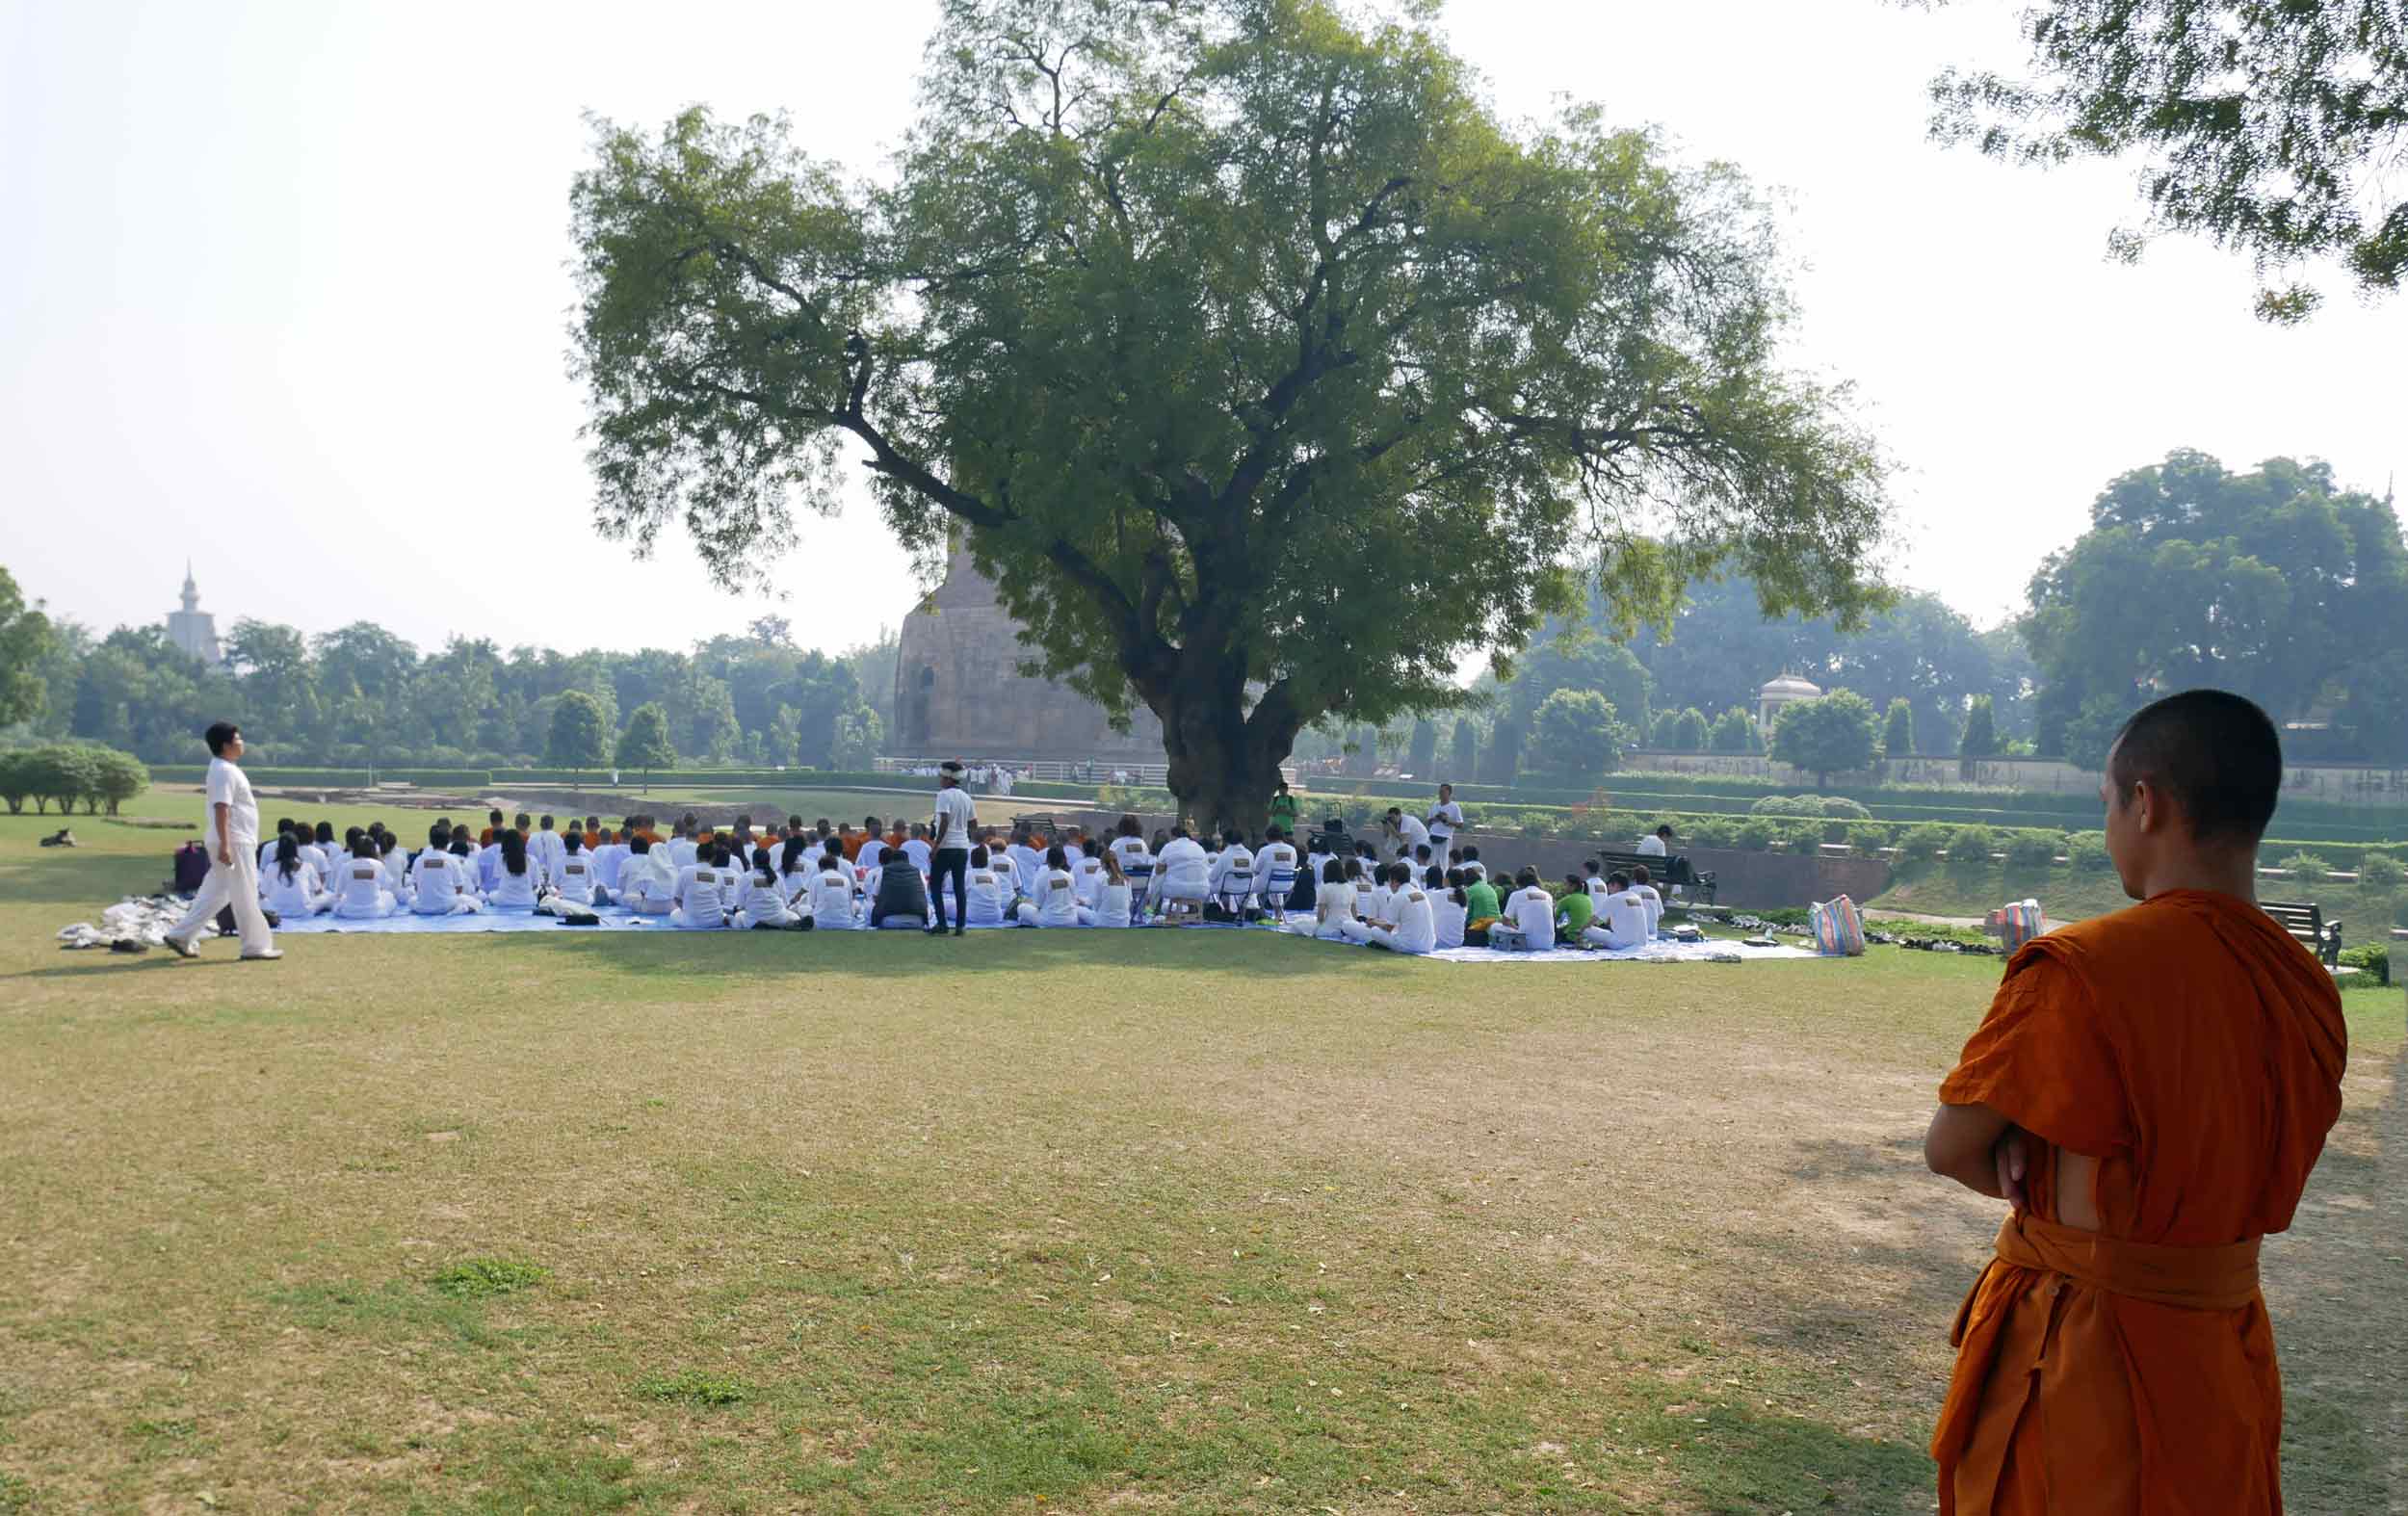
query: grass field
[{"left": 1, "top": 807, "right": 2400, "bottom": 1513}]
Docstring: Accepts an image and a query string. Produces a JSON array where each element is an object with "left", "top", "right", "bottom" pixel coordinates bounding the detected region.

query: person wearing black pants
[{"left": 927, "top": 759, "right": 975, "bottom": 936}]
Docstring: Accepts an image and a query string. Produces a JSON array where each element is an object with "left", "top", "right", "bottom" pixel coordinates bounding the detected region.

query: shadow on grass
[{"left": 0, "top": 847, "right": 178, "bottom": 907}]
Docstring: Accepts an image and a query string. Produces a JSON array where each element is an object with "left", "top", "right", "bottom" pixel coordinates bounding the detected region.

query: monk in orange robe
[{"left": 1924, "top": 690, "right": 2347, "bottom": 1514}]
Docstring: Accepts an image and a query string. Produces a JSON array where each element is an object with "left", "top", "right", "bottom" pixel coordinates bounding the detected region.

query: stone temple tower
[
  {"left": 891, "top": 540, "right": 1167, "bottom": 763},
  {"left": 166, "top": 561, "right": 224, "bottom": 666}
]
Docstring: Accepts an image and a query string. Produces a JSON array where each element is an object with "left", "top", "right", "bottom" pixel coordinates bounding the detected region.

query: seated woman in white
[
  {"left": 1433, "top": 871, "right": 1470, "bottom": 951},
  {"left": 670, "top": 846, "right": 730, "bottom": 929},
  {"left": 775, "top": 837, "right": 819, "bottom": 913},
  {"left": 1070, "top": 847, "right": 1108, "bottom": 907},
  {"left": 331, "top": 846, "right": 401, "bottom": 919},
  {"left": 1583, "top": 874, "right": 1652, "bottom": 951},
  {"left": 488, "top": 830, "right": 544, "bottom": 913},
  {"left": 1487, "top": 869, "right": 1558, "bottom": 952},
  {"left": 1016, "top": 847, "right": 1083, "bottom": 927},
  {"left": 1152, "top": 828, "right": 1212, "bottom": 917},
  {"left": 963, "top": 846, "right": 1011, "bottom": 927},
  {"left": 1077, "top": 852, "right": 1134, "bottom": 927},
  {"left": 1294, "top": 857, "right": 1357, "bottom": 940},
  {"left": 810, "top": 851, "right": 861, "bottom": 928},
  {"left": 378, "top": 834, "right": 415, "bottom": 909},
  {"left": 614, "top": 836, "right": 675, "bottom": 914},
  {"left": 1207, "top": 830, "right": 1256, "bottom": 913},
  {"left": 735, "top": 846, "right": 804, "bottom": 928},
  {"left": 259, "top": 835, "right": 332, "bottom": 917},
  {"left": 546, "top": 833, "right": 599, "bottom": 911}
]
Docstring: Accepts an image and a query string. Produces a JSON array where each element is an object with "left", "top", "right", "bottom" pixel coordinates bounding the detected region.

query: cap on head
[{"left": 2107, "top": 689, "right": 2282, "bottom": 846}]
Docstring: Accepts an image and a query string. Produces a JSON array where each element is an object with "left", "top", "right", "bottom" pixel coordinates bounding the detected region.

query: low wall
[{"left": 1624, "top": 751, "right": 2408, "bottom": 808}]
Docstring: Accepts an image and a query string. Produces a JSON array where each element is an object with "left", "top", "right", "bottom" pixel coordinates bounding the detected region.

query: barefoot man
[{"left": 1923, "top": 690, "right": 2346, "bottom": 1514}]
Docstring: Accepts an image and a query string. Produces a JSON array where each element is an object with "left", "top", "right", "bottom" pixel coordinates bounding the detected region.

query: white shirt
[
  {"left": 1636, "top": 834, "right": 1667, "bottom": 857},
  {"left": 736, "top": 871, "right": 791, "bottom": 926},
  {"left": 593, "top": 843, "right": 629, "bottom": 890},
  {"left": 206, "top": 757, "right": 259, "bottom": 850},
  {"left": 1506, "top": 886, "right": 1557, "bottom": 949},
  {"left": 1089, "top": 880, "right": 1132, "bottom": 927},
  {"left": 1315, "top": 880, "right": 1356, "bottom": 932},
  {"left": 1390, "top": 886, "right": 1438, "bottom": 954},
  {"left": 1597, "top": 888, "right": 1650, "bottom": 950},
  {"left": 1007, "top": 843, "right": 1044, "bottom": 893},
  {"left": 1389, "top": 814, "right": 1429, "bottom": 856},
  {"left": 966, "top": 867, "right": 1010, "bottom": 925},
  {"left": 902, "top": 838, "right": 932, "bottom": 875},
  {"left": 334, "top": 856, "right": 391, "bottom": 915},
  {"left": 1433, "top": 895, "right": 1468, "bottom": 950},
  {"left": 532, "top": 829, "right": 567, "bottom": 884},
  {"left": 261, "top": 858, "right": 325, "bottom": 914},
  {"left": 1255, "top": 841, "right": 1299, "bottom": 891},
  {"left": 1107, "top": 836, "right": 1152, "bottom": 878},
  {"left": 1071, "top": 852, "right": 1107, "bottom": 904},
  {"left": 490, "top": 859, "right": 541, "bottom": 907},
  {"left": 1034, "top": 869, "right": 1080, "bottom": 926},
  {"left": 1208, "top": 845, "right": 1255, "bottom": 900},
  {"left": 1633, "top": 883, "right": 1663, "bottom": 936},
  {"left": 931, "top": 785, "right": 977, "bottom": 851},
  {"left": 553, "top": 852, "right": 597, "bottom": 905},
  {"left": 810, "top": 868, "right": 857, "bottom": 926},
  {"left": 674, "top": 864, "right": 726, "bottom": 920},
  {"left": 618, "top": 849, "right": 673, "bottom": 902},
  {"left": 380, "top": 850, "right": 414, "bottom": 902},
  {"left": 1157, "top": 836, "right": 1210, "bottom": 890},
  {"left": 857, "top": 838, "right": 888, "bottom": 875},
  {"left": 411, "top": 850, "right": 469, "bottom": 908},
  {"left": 1426, "top": 799, "right": 1463, "bottom": 844}
]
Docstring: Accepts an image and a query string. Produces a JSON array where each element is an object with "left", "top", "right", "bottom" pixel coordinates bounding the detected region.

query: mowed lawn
[{"left": 0, "top": 812, "right": 2398, "bottom": 1514}]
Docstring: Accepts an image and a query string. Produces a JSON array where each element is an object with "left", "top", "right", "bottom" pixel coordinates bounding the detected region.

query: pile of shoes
[{"left": 57, "top": 894, "right": 198, "bottom": 952}]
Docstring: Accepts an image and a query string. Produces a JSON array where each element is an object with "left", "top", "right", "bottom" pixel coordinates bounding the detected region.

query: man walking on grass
[
  {"left": 164, "top": 721, "right": 280, "bottom": 961},
  {"left": 1923, "top": 690, "right": 2345, "bottom": 1513}
]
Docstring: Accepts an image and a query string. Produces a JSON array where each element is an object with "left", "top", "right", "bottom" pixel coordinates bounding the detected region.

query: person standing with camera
[{"left": 164, "top": 721, "right": 280, "bottom": 961}]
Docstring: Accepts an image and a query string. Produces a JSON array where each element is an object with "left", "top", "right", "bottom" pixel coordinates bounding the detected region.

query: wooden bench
[
  {"left": 2261, "top": 900, "right": 2343, "bottom": 966},
  {"left": 1595, "top": 849, "right": 1716, "bottom": 905}
]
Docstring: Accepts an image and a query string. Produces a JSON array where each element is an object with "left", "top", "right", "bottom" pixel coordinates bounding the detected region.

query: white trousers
[
  {"left": 669, "top": 906, "right": 725, "bottom": 929},
  {"left": 415, "top": 894, "right": 484, "bottom": 916},
  {"left": 332, "top": 892, "right": 399, "bottom": 919},
  {"left": 1582, "top": 925, "right": 1643, "bottom": 952},
  {"left": 1339, "top": 918, "right": 1419, "bottom": 951},
  {"left": 170, "top": 848, "right": 275, "bottom": 955}
]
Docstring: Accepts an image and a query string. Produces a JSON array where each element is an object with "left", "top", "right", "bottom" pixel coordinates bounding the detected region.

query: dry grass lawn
[{"left": 1, "top": 810, "right": 2399, "bottom": 1513}]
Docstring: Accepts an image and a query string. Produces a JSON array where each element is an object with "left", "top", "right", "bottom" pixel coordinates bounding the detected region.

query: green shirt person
[
  {"left": 1557, "top": 880, "right": 1595, "bottom": 936},
  {"left": 1267, "top": 782, "right": 1300, "bottom": 835},
  {"left": 1463, "top": 877, "right": 1501, "bottom": 923}
]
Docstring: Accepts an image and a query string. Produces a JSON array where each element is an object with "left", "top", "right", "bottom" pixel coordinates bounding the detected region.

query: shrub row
[{"left": 0, "top": 743, "right": 150, "bottom": 816}]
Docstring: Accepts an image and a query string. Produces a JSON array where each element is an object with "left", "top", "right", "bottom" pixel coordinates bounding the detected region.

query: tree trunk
[{"left": 1154, "top": 665, "right": 1297, "bottom": 839}]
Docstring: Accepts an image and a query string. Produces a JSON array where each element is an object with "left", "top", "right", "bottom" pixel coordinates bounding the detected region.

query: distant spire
[{"left": 180, "top": 560, "right": 199, "bottom": 612}]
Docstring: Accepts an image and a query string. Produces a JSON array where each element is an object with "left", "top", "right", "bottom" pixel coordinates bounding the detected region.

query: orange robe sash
[{"left": 1933, "top": 1213, "right": 2262, "bottom": 1473}]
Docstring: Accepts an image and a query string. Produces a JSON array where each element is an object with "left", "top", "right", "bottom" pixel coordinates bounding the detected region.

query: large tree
[
  {"left": 1769, "top": 689, "right": 1879, "bottom": 789},
  {"left": 1927, "top": 0, "right": 2408, "bottom": 321},
  {"left": 0, "top": 566, "right": 58, "bottom": 730},
  {"left": 568, "top": 0, "right": 1889, "bottom": 828},
  {"left": 2023, "top": 451, "right": 2408, "bottom": 760}
]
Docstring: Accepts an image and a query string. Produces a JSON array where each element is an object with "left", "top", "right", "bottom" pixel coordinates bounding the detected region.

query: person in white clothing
[
  {"left": 592, "top": 831, "right": 630, "bottom": 894},
  {"left": 1425, "top": 783, "right": 1464, "bottom": 854},
  {"left": 409, "top": 822, "right": 485, "bottom": 914},
  {"left": 1355, "top": 863, "right": 1438, "bottom": 953},
  {"left": 488, "top": 830, "right": 543, "bottom": 913},
  {"left": 1629, "top": 865, "right": 1665, "bottom": 938},
  {"left": 855, "top": 816, "right": 889, "bottom": 876},
  {"left": 774, "top": 836, "right": 820, "bottom": 911},
  {"left": 1432, "top": 872, "right": 1470, "bottom": 950},
  {"left": 1151, "top": 826, "right": 1212, "bottom": 921},
  {"left": 1294, "top": 857, "right": 1356, "bottom": 940},
  {"left": 615, "top": 835, "right": 676, "bottom": 914},
  {"left": 1583, "top": 873, "right": 1652, "bottom": 951},
  {"left": 1254, "top": 827, "right": 1300, "bottom": 915},
  {"left": 1382, "top": 806, "right": 1430, "bottom": 862},
  {"left": 1106, "top": 817, "right": 1153, "bottom": 910},
  {"left": 1636, "top": 824, "right": 1670, "bottom": 857},
  {"left": 902, "top": 824, "right": 933, "bottom": 876},
  {"left": 331, "top": 844, "right": 401, "bottom": 919},
  {"left": 1207, "top": 830, "right": 1256, "bottom": 915},
  {"left": 377, "top": 833, "right": 415, "bottom": 908},
  {"left": 1016, "top": 847, "right": 1083, "bottom": 927},
  {"left": 670, "top": 846, "right": 730, "bottom": 928},
  {"left": 735, "top": 846, "right": 805, "bottom": 928},
  {"left": 549, "top": 832, "right": 599, "bottom": 909},
  {"left": 1078, "top": 852, "right": 1134, "bottom": 927},
  {"left": 1006, "top": 827, "right": 1045, "bottom": 895},
  {"left": 929, "top": 764, "right": 978, "bottom": 935},
  {"left": 531, "top": 816, "right": 567, "bottom": 887},
  {"left": 810, "top": 851, "right": 861, "bottom": 928},
  {"left": 1352, "top": 858, "right": 1393, "bottom": 928},
  {"left": 962, "top": 846, "right": 1011, "bottom": 927},
  {"left": 1487, "top": 867, "right": 1557, "bottom": 952},
  {"left": 665, "top": 819, "right": 700, "bottom": 870},
  {"left": 259, "top": 834, "right": 333, "bottom": 917}
]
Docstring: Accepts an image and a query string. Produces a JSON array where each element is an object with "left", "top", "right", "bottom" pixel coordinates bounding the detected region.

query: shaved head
[{"left": 2107, "top": 690, "right": 2282, "bottom": 847}]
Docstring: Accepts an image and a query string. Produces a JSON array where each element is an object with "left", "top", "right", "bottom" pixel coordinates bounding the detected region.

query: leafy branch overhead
[{"left": 570, "top": 0, "right": 1892, "bottom": 823}]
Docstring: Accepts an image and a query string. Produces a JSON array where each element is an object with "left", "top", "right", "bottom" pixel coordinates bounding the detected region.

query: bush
[
  {"left": 1898, "top": 823, "right": 1951, "bottom": 869},
  {"left": 1777, "top": 820, "right": 1827, "bottom": 853},
  {"left": 2338, "top": 943, "right": 2391, "bottom": 987},
  {"left": 2003, "top": 830, "right": 2062, "bottom": 870},
  {"left": 1686, "top": 816, "right": 1735, "bottom": 848},
  {"left": 2354, "top": 852, "right": 2404, "bottom": 892},
  {"left": 1947, "top": 824, "right": 2000, "bottom": 869},
  {"left": 1845, "top": 821, "right": 1894, "bottom": 857},
  {"left": 1749, "top": 794, "right": 1823, "bottom": 818},
  {"left": 2276, "top": 850, "right": 2330, "bottom": 883},
  {"left": 1733, "top": 817, "right": 1779, "bottom": 851},
  {"left": 2066, "top": 830, "right": 2112, "bottom": 874},
  {"left": 1819, "top": 796, "right": 1871, "bottom": 821}
]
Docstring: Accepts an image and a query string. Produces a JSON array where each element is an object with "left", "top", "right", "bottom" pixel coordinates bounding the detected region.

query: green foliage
[
  {"left": 2277, "top": 850, "right": 2331, "bottom": 883},
  {"left": 1769, "top": 689, "right": 1880, "bottom": 785},
  {"left": 2025, "top": 453, "right": 2408, "bottom": 762},
  {"left": 569, "top": 2, "right": 1893, "bottom": 826},
  {"left": 1749, "top": 794, "right": 1823, "bottom": 818},
  {"left": 1929, "top": 1, "right": 2408, "bottom": 319},
  {"left": 1670, "top": 706, "right": 1711, "bottom": 750},
  {"left": 88, "top": 746, "right": 148, "bottom": 815},
  {"left": 615, "top": 703, "right": 677, "bottom": 776},
  {"left": 634, "top": 1370, "right": 750, "bottom": 1407},
  {"left": 1819, "top": 796, "right": 1871, "bottom": 820},
  {"left": 431, "top": 1257, "right": 551, "bottom": 1298},
  {"left": 1845, "top": 822, "right": 1893, "bottom": 857},
  {"left": 1405, "top": 719, "right": 1438, "bottom": 776},
  {"left": 2003, "top": 829, "right": 2063, "bottom": 870},
  {"left": 1958, "top": 694, "right": 2000, "bottom": 758},
  {"left": 20, "top": 743, "right": 99, "bottom": 815},
  {"left": 2355, "top": 851, "right": 2405, "bottom": 892},
  {"left": 1732, "top": 817, "right": 1779, "bottom": 851},
  {"left": 1686, "top": 816, "right": 1735, "bottom": 848},
  {"left": 0, "top": 566, "right": 58, "bottom": 729},
  {"left": 0, "top": 750, "right": 31, "bottom": 814},
  {"left": 546, "top": 691, "right": 610, "bottom": 776},
  {"left": 1881, "top": 697, "right": 1914, "bottom": 759},
  {"left": 1898, "top": 823, "right": 1951, "bottom": 869},
  {"left": 1448, "top": 718, "right": 1478, "bottom": 780},
  {"left": 1776, "top": 819, "right": 1826, "bottom": 852},
  {"left": 2066, "top": 829, "right": 2113, "bottom": 874},
  {"left": 829, "top": 706, "right": 882, "bottom": 772},
  {"left": 2338, "top": 942, "right": 2391, "bottom": 986},
  {"left": 1948, "top": 825, "right": 2000, "bottom": 869},
  {"left": 1529, "top": 691, "right": 1628, "bottom": 784},
  {"left": 1707, "top": 705, "right": 1761, "bottom": 753}
]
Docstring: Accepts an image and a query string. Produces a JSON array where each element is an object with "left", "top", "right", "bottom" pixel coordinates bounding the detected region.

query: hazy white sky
[{"left": 5, "top": 0, "right": 2401, "bottom": 663}]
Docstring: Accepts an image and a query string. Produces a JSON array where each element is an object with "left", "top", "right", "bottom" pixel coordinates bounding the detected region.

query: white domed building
[{"left": 1756, "top": 672, "right": 1821, "bottom": 735}]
